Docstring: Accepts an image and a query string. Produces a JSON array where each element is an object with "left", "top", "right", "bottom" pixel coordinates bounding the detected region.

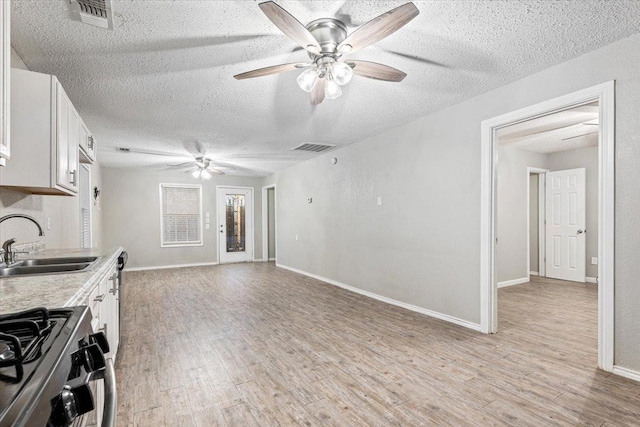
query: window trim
[{"left": 159, "top": 183, "right": 204, "bottom": 248}]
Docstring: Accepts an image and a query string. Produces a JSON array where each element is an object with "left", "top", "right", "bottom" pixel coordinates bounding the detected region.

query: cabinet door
[
  {"left": 79, "top": 120, "right": 96, "bottom": 163},
  {"left": 0, "top": 0, "right": 9, "bottom": 164},
  {"left": 105, "top": 267, "right": 120, "bottom": 359},
  {"left": 56, "top": 83, "right": 79, "bottom": 192}
]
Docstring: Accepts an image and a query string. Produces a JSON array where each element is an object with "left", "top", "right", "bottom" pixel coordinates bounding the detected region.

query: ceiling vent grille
[
  {"left": 69, "top": 0, "right": 114, "bottom": 30},
  {"left": 291, "top": 143, "right": 336, "bottom": 153}
]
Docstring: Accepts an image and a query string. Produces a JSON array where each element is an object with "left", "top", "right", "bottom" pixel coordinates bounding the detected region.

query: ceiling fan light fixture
[
  {"left": 200, "top": 169, "right": 212, "bottom": 180},
  {"left": 192, "top": 170, "right": 201, "bottom": 178},
  {"left": 332, "top": 61, "right": 353, "bottom": 86},
  {"left": 325, "top": 77, "right": 342, "bottom": 99},
  {"left": 297, "top": 68, "right": 318, "bottom": 92}
]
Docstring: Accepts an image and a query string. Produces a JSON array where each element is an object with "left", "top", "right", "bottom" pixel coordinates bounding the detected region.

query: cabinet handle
[
  {"left": 94, "top": 294, "right": 105, "bottom": 303},
  {"left": 69, "top": 169, "right": 77, "bottom": 186},
  {"left": 88, "top": 136, "right": 94, "bottom": 150}
]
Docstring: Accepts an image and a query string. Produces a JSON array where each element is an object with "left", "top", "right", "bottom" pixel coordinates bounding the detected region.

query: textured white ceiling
[
  {"left": 10, "top": 1, "right": 640, "bottom": 175},
  {"left": 497, "top": 102, "right": 599, "bottom": 153}
]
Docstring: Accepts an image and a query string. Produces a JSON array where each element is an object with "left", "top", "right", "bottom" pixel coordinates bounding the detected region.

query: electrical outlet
[
  {"left": 295, "top": 234, "right": 299, "bottom": 241},
  {"left": 46, "top": 217, "right": 51, "bottom": 230},
  {"left": 377, "top": 196, "right": 383, "bottom": 206},
  {"left": 591, "top": 257, "right": 598, "bottom": 265},
  {"left": 205, "top": 224, "right": 210, "bottom": 230}
]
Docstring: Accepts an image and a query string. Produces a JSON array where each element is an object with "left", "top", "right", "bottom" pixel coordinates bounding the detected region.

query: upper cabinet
[
  {"left": 0, "top": 1, "right": 10, "bottom": 166},
  {"left": 0, "top": 69, "right": 80, "bottom": 195},
  {"left": 79, "top": 118, "right": 97, "bottom": 164}
]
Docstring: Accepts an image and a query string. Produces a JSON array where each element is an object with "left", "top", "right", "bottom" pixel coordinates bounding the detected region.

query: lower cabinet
[{"left": 85, "top": 260, "right": 120, "bottom": 427}]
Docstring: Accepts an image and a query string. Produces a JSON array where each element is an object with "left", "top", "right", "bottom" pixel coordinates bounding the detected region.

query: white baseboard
[
  {"left": 268, "top": 258, "right": 276, "bottom": 261},
  {"left": 126, "top": 261, "right": 218, "bottom": 272},
  {"left": 585, "top": 277, "right": 598, "bottom": 284},
  {"left": 276, "top": 263, "right": 482, "bottom": 332},
  {"left": 529, "top": 271, "right": 539, "bottom": 276},
  {"left": 612, "top": 365, "right": 640, "bottom": 383},
  {"left": 498, "top": 277, "right": 529, "bottom": 288}
]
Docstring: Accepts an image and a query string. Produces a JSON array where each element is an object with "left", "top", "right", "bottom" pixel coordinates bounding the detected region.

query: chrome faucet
[{"left": 0, "top": 214, "right": 46, "bottom": 265}]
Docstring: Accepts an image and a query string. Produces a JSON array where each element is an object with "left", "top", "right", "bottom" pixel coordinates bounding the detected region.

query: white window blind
[
  {"left": 160, "top": 184, "right": 202, "bottom": 246},
  {"left": 79, "top": 165, "right": 92, "bottom": 248}
]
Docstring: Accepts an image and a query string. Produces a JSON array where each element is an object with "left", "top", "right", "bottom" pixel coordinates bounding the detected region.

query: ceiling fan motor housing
[{"left": 306, "top": 18, "right": 347, "bottom": 58}]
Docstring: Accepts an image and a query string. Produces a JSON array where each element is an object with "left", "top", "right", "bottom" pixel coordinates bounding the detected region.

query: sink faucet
[{"left": 0, "top": 214, "right": 46, "bottom": 265}]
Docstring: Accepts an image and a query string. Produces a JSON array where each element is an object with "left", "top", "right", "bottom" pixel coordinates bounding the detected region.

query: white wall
[
  {"left": 0, "top": 47, "right": 103, "bottom": 250},
  {"left": 267, "top": 188, "right": 275, "bottom": 259},
  {"left": 265, "top": 33, "right": 640, "bottom": 372},
  {"left": 101, "top": 167, "right": 263, "bottom": 269},
  {"left": 497, "top": 146, "right": 547, "bottom": 282}
]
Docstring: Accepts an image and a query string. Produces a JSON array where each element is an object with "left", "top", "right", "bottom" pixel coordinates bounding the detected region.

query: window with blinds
[
  {"left": 160, "top": 184, "right": 203, "bottom": 247},
  {"left": 79, "top": 165, "right": 92, "bottom": 248}
]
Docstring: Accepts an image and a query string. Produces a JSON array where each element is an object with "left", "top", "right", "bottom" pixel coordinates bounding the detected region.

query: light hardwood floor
[{"left": 115, "top": 265, "right": 640, "bottom": 426}]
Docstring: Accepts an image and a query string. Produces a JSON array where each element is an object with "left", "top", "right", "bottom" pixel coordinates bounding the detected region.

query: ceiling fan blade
[
  {"left": 310, "top": 78, "right": 326, "bottom": 105},
  {"left": 347, "top": 60, "right": 407, "bottom": 82},
  {"left": 206, "top": 168, "right": 226, "bottom": 176},
  {"left": 338, "top": 3, "right": 419, "bottom": 54},
  {"left": 167, "top": 161, "right": 194, "bottom": 167},
  {"left": 234, "top": 62, "right": 311, "bottom": 80},
  {"left": 116, "top": 147, "right": 190, "bottom": 158},
  {"left": 258, "top": 1, "right": 321, "bottom": 54}
]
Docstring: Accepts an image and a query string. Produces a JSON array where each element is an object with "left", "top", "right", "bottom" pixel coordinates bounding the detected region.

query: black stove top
[{"left": 0, "top": 306, "right": 100, "bottom": 427}]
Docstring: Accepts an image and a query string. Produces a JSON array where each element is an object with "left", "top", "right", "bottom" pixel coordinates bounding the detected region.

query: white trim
[
  {"left": 159, "top": 183, "right": 204, "bottom": 248},
  {"left": 277, "top": 263, "right": 483, "bottom": 332},
  {"left": 526, "top": 167, "right": 548, "bottom": 282},
  {"left": 530, "top": 271, "right": 539, "bottom": 276},
  {"left": 498, "top": 277, "right": 529, "bottom": 288},
  {"left": 261, "top": 184, "right": 277, "bottom": 262},
  {"left": 538, "top": 173, "right": 546, "bottom": 277},
  {"left": 612, "top": 366, "right": 640, "bottom": 383},
  {"left": 216, "top": 185, "right": 255, "bottom": 264},
  {"left": 585, "top": 277, "right": 598, "bottom": 284},
  {"left": 126, "top": 261, "right": 218, "bottom": 272},
  {"left": 480, "top": 81, "right": 615, "bottom": 372},
  {"left": 79, "top": 163, "right": 93, "bottom": 248}
]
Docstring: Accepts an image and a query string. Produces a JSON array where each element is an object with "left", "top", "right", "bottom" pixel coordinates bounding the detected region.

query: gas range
[{"left": 0, "top": 306, "right": 115, "bottom": 427}]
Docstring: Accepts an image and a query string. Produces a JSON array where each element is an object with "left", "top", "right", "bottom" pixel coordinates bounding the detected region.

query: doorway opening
[
  {"left": 262, "top": 184, "right": 276, "bottom": 262},
  {"left": 217, "top": 186, "right": 254, "bottom": 264},
  {"left": 480, "top": 82, "right": 615, "bottom": 371}
]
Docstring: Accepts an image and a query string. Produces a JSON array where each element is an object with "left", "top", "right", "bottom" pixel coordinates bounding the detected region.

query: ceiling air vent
[
  {"left": 291, "top": 143, "right": 336, "bottom": 153},
  {"left": 69, "top": 0, "right": 114, "bottom": 30}
]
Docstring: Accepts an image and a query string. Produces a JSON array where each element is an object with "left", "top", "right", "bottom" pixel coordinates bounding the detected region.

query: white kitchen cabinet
[
  {"left": 0, "top": 68, "right": 80, "bottom": 195},
  {"left": 0, "top": 0, "right": 10, "bottom": 165},
  {"left": 79, "top": 119, "right": 97, "bottom": 164},
  {"left": 87, "top": 262, "right": 120, "bottom": 361}
]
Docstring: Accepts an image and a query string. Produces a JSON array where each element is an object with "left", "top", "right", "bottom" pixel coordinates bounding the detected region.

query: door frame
[
  {"left": 79, "top": 163, "right": 93, "bottom": 248},
  {"left": 216, "top": 185, "right": 255, "bottom": 264},
  {"left": 261, "top": 184, "right": 277, "bottom": 262},
  {"left": 526, "top": 167, "right": 548, "bottom": 279},
  {"left": 480, "top": 81, "right": 615, "bottom": 372}
]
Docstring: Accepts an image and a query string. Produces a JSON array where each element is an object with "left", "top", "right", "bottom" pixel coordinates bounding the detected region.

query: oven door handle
[{"left": 101, "top": 357, "right": 117, "bottom": 427}]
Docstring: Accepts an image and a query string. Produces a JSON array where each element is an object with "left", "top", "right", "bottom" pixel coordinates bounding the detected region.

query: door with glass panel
[{"left": 217, "top": 186, "right": 254, "bottom": 263}]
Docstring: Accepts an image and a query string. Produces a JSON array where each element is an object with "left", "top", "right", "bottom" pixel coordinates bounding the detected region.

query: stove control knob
[
  {"left": 52, "top": 384, "right": 94, "bottom": 426},
  {"left": 89, "top": 331, "right": 110, "bottom": 354},
  {"left": 82, "top": 343, "right": 106, "bottom": 373}
]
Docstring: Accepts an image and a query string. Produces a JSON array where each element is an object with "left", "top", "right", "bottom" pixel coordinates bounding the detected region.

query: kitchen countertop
[{"left": 0, "top": 247, "right": 124, "bottom": 314}]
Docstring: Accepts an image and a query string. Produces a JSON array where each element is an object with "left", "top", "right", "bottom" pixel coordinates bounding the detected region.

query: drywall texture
[
  {"left": 268, "top": 33, "right": 640, "bottom": 372},
  {"left": 101, "top": 168, "right": 263, "bottom": 269},
  {"left": 530, "top": 175, "right": 539, "bottom": 273},
  {"left": 268, "top": 188, "right": 276, "bottom": 259},
  {"left": 0, "top": 48, "right": 103, "bottom": 251},
  {"left": 497, "top": 145, "right": 598, "bottom": 283},
  {"left": 496, "top": 146, "right": 547, "bottom": 282}
]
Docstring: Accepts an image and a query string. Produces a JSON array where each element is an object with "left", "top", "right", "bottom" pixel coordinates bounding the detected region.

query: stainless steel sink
[
  {"left": 0, "top": 263, "right": 92, "bottom": 277},
  {"left": 19, "top": 256, "right": 98, "bottom": 266},
  {"left": 0, "top": 256, "right": 98, "bottom": 277}
]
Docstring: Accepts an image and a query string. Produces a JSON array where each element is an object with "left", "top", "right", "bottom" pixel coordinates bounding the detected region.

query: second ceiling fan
[{"left": 234, "top": 1, "right": 420, "bottom": 104}]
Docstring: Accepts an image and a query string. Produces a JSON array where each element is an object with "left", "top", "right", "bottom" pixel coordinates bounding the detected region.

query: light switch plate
[
  {"left": 591, "top": 257, "right": 598, "bottom": 265},
  {"left": 377, "top": 196, "right": 383, "bottom": 206}
]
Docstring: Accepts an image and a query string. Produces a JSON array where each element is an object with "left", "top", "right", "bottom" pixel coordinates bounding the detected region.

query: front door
[
  {"left": 545, "top": 168, "right": 586, "bottom": 282},
  {"left": 218, "top": 186, "right": 253, "bottom": 263}
]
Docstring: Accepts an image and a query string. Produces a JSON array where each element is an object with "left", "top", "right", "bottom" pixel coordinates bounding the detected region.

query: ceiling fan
[
  {"left": 115, "top": 147, "right": 234, "bottom": 179},
  {"left": 234, "top": 1, "right": 419, "bottom": 104}
]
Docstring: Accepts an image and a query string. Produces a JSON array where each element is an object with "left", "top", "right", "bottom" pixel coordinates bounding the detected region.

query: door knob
[{"left": 577, "top": 229, "right": 586, "bottom": 234}]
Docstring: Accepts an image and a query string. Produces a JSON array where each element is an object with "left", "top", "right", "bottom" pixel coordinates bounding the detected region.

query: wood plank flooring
[{"left": 115, "top": 265, "right": 640, "bottom": 426}]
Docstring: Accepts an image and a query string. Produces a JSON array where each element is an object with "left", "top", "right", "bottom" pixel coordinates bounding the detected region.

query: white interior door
[
  {"left": 545, "top": 168, "right": 586, "bottom": 282},
  {"left": 218, "top": 186, "right": 253, "bottom": 263}
]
